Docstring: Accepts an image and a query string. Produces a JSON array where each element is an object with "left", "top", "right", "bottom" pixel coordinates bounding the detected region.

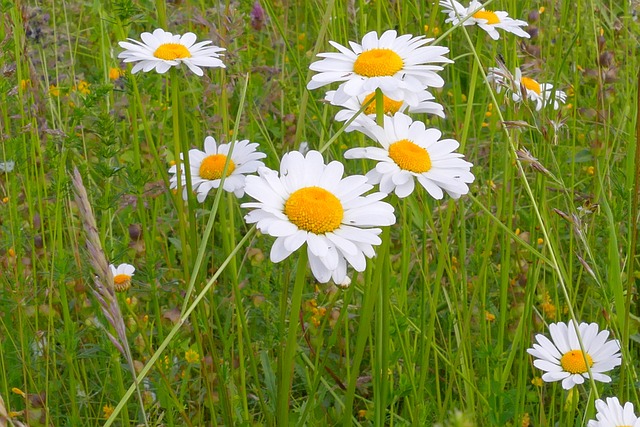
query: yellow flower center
[
  {"left": 113, "top": 274, "right": 131, "bottom": 292},
  {"left": 362, "top": 92, "right": 404, "bottom": 115},
  {"left": 521, "top": 77, "right": 542, "bottom": 95},
  {"left": 472, "top": 10, "right": 501, "bottom": 25},
  {"left": 199, "top": 154, "right": 236, "bottom": 180},
  {"left": 283, "top": 187, "right": 344, "bottom": 234},
  {"left": 388, "top": 139, "right": 432, "bottom": 173},
  {"left": 353, "top": 49, "right": 404, "bottom": 78},
  {"left": 560, "top": 350, "right": 593, "bottom": 374},
  {"left": 153, "top": 43, "right": 192, "bottom": 60}
]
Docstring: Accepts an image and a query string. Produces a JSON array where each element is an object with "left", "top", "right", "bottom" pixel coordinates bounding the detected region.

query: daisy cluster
[
  {"left": 114, "top": 8, "right": 614, "bottom": 423},
  {"left": 437, "top": 1, "right": 566, "bottom": 112},
  {"left": 115, "top": 25, "right": 478, "bottom": 285}
]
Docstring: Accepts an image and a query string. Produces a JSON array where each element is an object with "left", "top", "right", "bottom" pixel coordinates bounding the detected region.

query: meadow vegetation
[{"left": 0, "top": 0, "right": 639, "bottom": 425}]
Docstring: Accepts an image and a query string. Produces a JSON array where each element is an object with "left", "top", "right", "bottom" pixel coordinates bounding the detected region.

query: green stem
[
  {"left": 276, "top": 249, "right": 309, "bottom": 424},
  {"left": 374, "top": 226, "right": 391, "bottom": 426}
]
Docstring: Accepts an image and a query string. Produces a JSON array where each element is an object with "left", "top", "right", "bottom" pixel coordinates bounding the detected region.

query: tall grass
[{"left": 0, "top": 0, "right": 639, "bottom": 425}]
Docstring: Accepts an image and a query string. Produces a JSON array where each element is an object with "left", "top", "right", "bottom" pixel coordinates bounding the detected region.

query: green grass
[{"left": 1, "top": 0, "right": 639, "bottom": 425}]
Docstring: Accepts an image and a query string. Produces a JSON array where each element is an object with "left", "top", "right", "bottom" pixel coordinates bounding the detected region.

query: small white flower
[
  {"left": 440, "top": 0, "right": 530, "bottom": 40},
  {"left": 307, "top": 30, "right": 452, "bottom": 105},
  {"left": 169, "top": 136, "right": 266, "bottom": 202},
  {"left": 242, "top": 150, "right": 395, "bottom": 284},
  {"left": 487, "top": 66, "right": 567, "bottom": 111},
  {"left": 527, "top": 320, "right": 622, "bottom": 390},
  {"left": 109, "top": 263, "right": 135, "bottom": 292},
  {"left": 325, "top": 88, "right": 445, "bottom": 133},
  {"left": 118, "top": 28, "right": 225, "bottom": 76},
  {"left": 344, "top": 112, "right": 474, "bottom": 200},
  {"left": 0, "top": 161, "right": 15, "bottom": 173},
  {"left": 587, "top": 397, "right": 640, "bottom": 427}
]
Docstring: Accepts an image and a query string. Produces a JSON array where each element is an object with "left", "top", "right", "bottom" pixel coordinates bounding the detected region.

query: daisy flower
[
  {"left": 118, "top": 28, "right": 225, "bottom": 76},
  {"left": 526, "top": 320, "right": 622, "bottom": 390},
  {"left": 440, "top": 0, "right": 530, "bottom": 40},
  {"left": 242, "top": 150, "right": 395, "bottom": 284},
  {"left": 109, "top": 263, "right": 135, "bottom": 292},
  {"left": 325, "top": 88, "right": 445, "bottom": 133},
  {"left": 487, "top": 66, "right": 567, "bottom": 111},
  {"left": 169, "top": 136, "right": 266, "bottom": 202},
  {"left": 588, "top": 397, "right": 640, "bottom": 427},
  {"left": 307, "top": 30, "right": 452, "bottom": 105},
  {"left": 344, "top": 112, "right": 474, "bottom": 199}
]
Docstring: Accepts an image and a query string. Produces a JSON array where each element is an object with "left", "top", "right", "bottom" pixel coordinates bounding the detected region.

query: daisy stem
[
  {"left": 170, "top": 68, "right": 194, "bottom": 284},
  {"left": 343, "top": 266, "right": 378, "bottom": 426},
  {"left": 375, "top": 88, "right": 384, "bottom": 126},
  {"left": 374, "top": 226, "right": 391, "bottom": 426},
  {"left": 221, "top": 193, "right": 250, "bottom": 422},
  {"left": 276, "top": 248, "right": 309, "bottom": 425}
]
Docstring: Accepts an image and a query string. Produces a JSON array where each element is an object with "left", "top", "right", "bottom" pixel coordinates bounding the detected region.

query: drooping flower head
[
  {"left": 344, "top": 112, "right": 474, "bottom": 200},
  {"left": 118, "top": 29, "right": 225, "bottom": 76},
  {"left": 587, "top": 397, "right": 640, "bottom": 427},
  {"left": 527, "top": 320, "right": 622, "bottom": 390},
  {"left": 169, "top": 136, "right": 266, "bottom": 202},
  {"left": 242, "top": 150, "right": 395, "bottom": 283},
  {"left": 109, "top": 263, "right": 135, "bottom": 292},
  {"left": 487, "top": 66, "right": 567, "bottom": 111},
  {"left": 440, "top": 0, "right": 530, "bottom": 40},
  {"left": 325, "top": 88, "right": 445, "bottom": 133},
  {"left": 307, "top": 30, "right": 452, "bottom": 106}
]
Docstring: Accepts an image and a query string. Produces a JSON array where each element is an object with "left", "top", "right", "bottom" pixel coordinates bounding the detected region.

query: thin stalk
[{"left": 276, "top": 249, "right": 309, "bottom": 425}]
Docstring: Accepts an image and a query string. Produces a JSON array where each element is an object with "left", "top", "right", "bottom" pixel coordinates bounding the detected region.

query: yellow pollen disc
[
  {"left": 283, "top": 187, "right": 344, "bottom": 234},
  {"left": 353, "top": 49, "right": 404, "bottom": 78},
  {"left": 472, "top": 10, "right": 501, "bottom": 25},
  {"left": 113, "top": 274, "right": 131, "bottom": 292},
  {"left": 521, "top": 77, "right": 542, "bottom": 95},
  {"left": 153, "top": 43, "right": 192, "bottom": 60},
  {"left": 388, "top": 139, "right": 432, "bottom": 173},
  {"left": 199, "top": 154, "right": 236, "bottom": 180},
  {"left": 363, "top": 92, "right": 404, "bottom": 115},
  {"left": 560, "top": 350, "right": 593, "bottom": 374}
]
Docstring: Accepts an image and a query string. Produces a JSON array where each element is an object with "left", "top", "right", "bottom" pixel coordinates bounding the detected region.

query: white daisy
[
  {"left": 242, "top": 150, "right": 395, "bottom": 284},
  {"left": 487, "top": 66, "right": 567, "bottom": 111},
  {"left": 325, "top": 88, "right": 445, "bottom": 133},
  {"left": 588, "top": 397, "right": 640, "bottom": 427},
  {"left": 169, "top": 136, "right": 266, "bottom": 202},
  {"left": 344, "top": 112, "right": 474, "bottom": 199},
  {"left": 527, "top": 320, "right": 622, "bottom": 390},
  {"left": 118, "top": 28, "right": 225, "bottom": 76},
  {"left": 440, "top": 0, "right": 530, "bottom": 40},
  {"left": 109, "top": 263, "right": 135, "bottom": 292},
  {"left": 307, "top": 30, "right": 452, "bottom": 105}
]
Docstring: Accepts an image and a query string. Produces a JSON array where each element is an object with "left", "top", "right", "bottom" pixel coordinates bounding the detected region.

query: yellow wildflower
[
  {"left": 103, "top": 404, "right": 115, "bottom": 419},
  {"left": 185, "top": 349, "right": 200, "bottom": 364}
]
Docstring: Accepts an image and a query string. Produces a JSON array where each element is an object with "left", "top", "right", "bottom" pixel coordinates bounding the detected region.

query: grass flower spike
[
  {"left": 587, "top": 397, "right": 640, "bottom": 427},
  {"left": 242, "top": 150, "right": 396, "bottom": 283},
  {"left": 307, "top": 30, "right": 452, "bottom": 105},
  {"left": 169, "top": 136, "right": 266, "bottom": 202},
  {"left": 109, "top": 263, "right": 135, "bottom": 292},
  {"left": 325, "top": 89, "right": 445, "bottom": 133},
  {"left": 527, "top": 320, "right": 622, "bottom": 390},
  {"left": 344, "top": 112, "right": 474, "bottom": 199},
  {"left": 440, "top": 0, "right": 530, "bottom": 40},
  {"left": 488, "top": 66, "right": 567, "bottom": 110},
  {"left": 118, "top": 28, "right": 225, "bottom": 76}
]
